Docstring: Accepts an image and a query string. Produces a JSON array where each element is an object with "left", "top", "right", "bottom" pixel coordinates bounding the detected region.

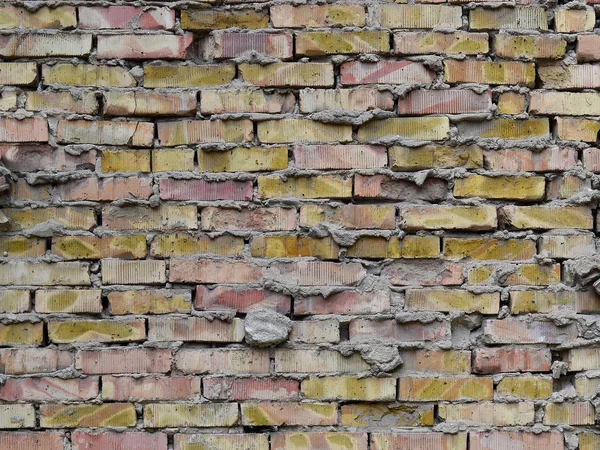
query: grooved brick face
[{"left": 0, "top": 0, "right": 597, "bottom": 447}]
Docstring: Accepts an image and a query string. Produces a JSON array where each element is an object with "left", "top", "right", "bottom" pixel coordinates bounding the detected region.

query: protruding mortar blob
[{"left": 244, "top": 308, "right": 292, "bottom": 347}]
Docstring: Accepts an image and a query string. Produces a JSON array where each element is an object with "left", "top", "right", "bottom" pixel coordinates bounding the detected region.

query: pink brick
[
  {"left": 97, "top": 34, "right": 193, "bottom": 59},
  {"left": 159, "top": 178, "right": 252, "bottom": 201},
  {"left": 383, "top": 261, "right": 463, "bottom": 286},
  {"left": 56, "top": 177, "right": 153, "bottom": 201},
  {"left": 169, "top": 259, "right": 263, "bottom": 284},
  {"left": 273, "top": 433, "right": 368, "bottom": 450},
  {"left": 213, "top": 32, "right": 293, "bottom": 59},
  {"left": 341, "top": 61, "right": 434, "bottom": 85},
  {"left": 372, "top": 433, "right": 467, "bottom": 450},
  {"left": 195, "top": 286, "right": 290, "bottom": 314},
  {"left": 175, "top": 349, "right": 270, "bottom": 374},
  {"left": 157, "top": 119, "right": 253, "bottom": 146},
  {"left": 482, "top": 319, "right": 578, "bottom": 344},
  {"left": 72, "top": 432, "right": 168, "bottom": 450},
  {"left": 354, "top": 174, "right": 447, "bottom": 201},
  {"left": 0, "top": 377, "right": 98, "bottom": 401},
  {"left": 295, "top": 291, "right": 391, "bottom": 315},
  {"left": 578, "top": 34, "right": 600, "bottom": 62},
  {"left": 0, "top": 145, "right": 95, "bottom": 172},
  {"left": 0, "top": 432, "right": 63, "bottom": 450},
  {"left": 350, "top": 319, "right": 450, "bottom": 342},
  {"left": 203, "top": 377, "right": 299, "bottom": 400},
  {"left": 148, "top": 317, "right": 244, "bottom": 342},
  {"left": 0, "top": 118, "right": 48, "bottom": 142},
  {"left": 268, "top": 261, "right": 366, "bottom": 286},
  {"left": 583, "top": 148, "right": 600, "bottom": 171},
  {"left": 398, "top": 90, "right": 492, "bottom": 114},
  {"left": 0, "top": 349, "right": 72, "bottom": 375},
  {"left": 102, "top": 376, "right": 201, "bottom": 401},
  {"left": 469, "top": 432, "right": 563, "bottom": 450},
  {"left": 201, "top": 207, "right": 297, "bottom": 231},
  {"left": 484, "top": 148, "right": 578, "bottom": 172},
  {"left": 76, "top": 348, "right": 172, "bottom": 374},
  {"left": 79, "top": 6, "right": 175, "bottom": 30},
  {"left": 473, "top": 348, "right": 552, "bottom": 374},
  {"left": 293, "top": 145, "right": 387, "bottom": 169}
]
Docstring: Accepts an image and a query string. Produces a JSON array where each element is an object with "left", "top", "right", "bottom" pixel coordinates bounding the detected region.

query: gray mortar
[{"left": 244, "top": 308, "right": 292, "bottom": 347}]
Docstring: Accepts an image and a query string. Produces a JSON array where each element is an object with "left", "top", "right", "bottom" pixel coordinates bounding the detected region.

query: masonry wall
[{"left": 0, "top": 0, "right": 599, "bottom": 449}]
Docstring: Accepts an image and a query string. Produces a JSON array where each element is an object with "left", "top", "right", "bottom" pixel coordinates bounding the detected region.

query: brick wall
[{"left": 0, "top": 1, "right": 599, "bottom": 449}]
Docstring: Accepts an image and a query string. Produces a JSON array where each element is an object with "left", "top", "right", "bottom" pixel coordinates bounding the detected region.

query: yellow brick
[
  {"left": 544, "top": 402, "right": 595, "bottom": 425},
  {"left": 52, "top": 235, "right": 147, "bottom": 260},
  {"left": 389, "top": 145, "right": 483, "bottom": 171},
  {"left": 258, "top": 119, "right": 351, "bottom": 143},
  {"left": 400, "top": 350, "right": 471, "bottom": 375},
  {"left": 0, "top": 236, "right": 46, "bottom": 257},
  {"left": 358, "top": 117, "right": 449, "bottom": 142},
  {"left": 346, "top": 236, "right": 440, "bottom": 259},
  {"left": 555, "top": 8, "right": 595, "bottom": 32},
  {"left": 444, "top": 60, "right": 536, "bottom": 86},
  {"left": 0, "top": 322, "right": 43, "bottom": 345},
  {"left": 272, "top": 432, "right": 367, "bottom": 450},
  {"left": 556, "top": 117, "right": 600, "bottom": 142},
  {"left": 150, "top": 233, "right": 244, "bottom": 257},
  {"left": 181, "top": 9, "right": 268, "bottom": 30},
  {"left": 510, "top": 290, "right": 598, "bottom": 314},
  {"left": 379, "top": 5, "right": 463, "bottom": 29},
  {"left": 454, "top": 175, "right": 545, "bottom": 200},
  {"left": 241, "top": 402, "right": 337, "bottom": 426},
  {"left": 144, "top": 65, "right": 235, "bottom": 88},
  {"left": 457, "top": 118, "right": 548, "bottom": 139},
  {"left": 494, "top": 34, "right": 566, "bottom": 59},
  {"left": 143, "top": 403, "right": 238, "bottom": 427},
  {"left": 23, "top": 6, "right": 77, "bottom": 29},
  {"left": 468, "top": 263, "right": 560, "bottom": 286},
  {"left": 439, "top": 402, "right": 534, "bottom": 426},
  {"left": 296, "top": 31, "right": 390, "bottom": 56},
  {"left": 498, "top": 92, "right": 527, "bottom": 114},
  {"left": 405, "top": 289, "right": 499, "bottom": 314},
  {"left": 496, "top": 376, "right": 552, "bottom": 399},
  {"left": 341, "top": 404, "right": 434, "bottom": 427},
  {"left": 198, "top": 146, "right": 288, "bottom": 172},
  {"left": 108, "top": 290, "right": 192, "bottom": 315},
  {"left": 176, "top": 435, "right": 268, "bottom": 450},
  {"left": 531, "top": 91, "right": 600, "bottom": 116},
  {"left": 40, "top": 403, "right": 136, "bottom": 428},
  {"left": 0, "top": 405, "right": 35, "bottom": 428},
  {"left": 301, "top": 377, "right": 396, "bottom": 401},
  {"left": 501, "top": 206, "right": 593, "bottom": 230},
  {"left": 0, "top": 290, "right": 30, "bottom": 313},
  {"left": 250, "top": 236, "right": 339, "bottom": 259},
  {"left": 152, "top": 149, "right": 195, "bottom": 171},
  {"left": 240, "top": 63, "right": 334, "bottom": 87},
  {"left": 394, "top": 32, "right": 489, "bottom": 55},
  {"left": 567, "top": 347, "right": 600, "bottom": 371},
  {"left": 470, "top": 6, "right": 548, "bottom": 30},
  {"left": 48, "top": 320, "right": 146, "bottom": 343},
  {"left": 443, "top": 238, "right": 536, "bottom": 261},
  {"left": 101, "top": 150, "right": 150, "bottom": 173},
  {"left": 3, "top": 207, "right": 95, "bottom": 231},
  {"left": 398, "top": 377, "right": 493, "bottom": 401},
  {"left": 43, "top": 64, "right": 136, "bottom": 87},
  {"left": 402, "top": 206, "right": 497, "bottom": 231},
  {"left": 270, "top": 4, "right": 366, "bottom": 28},
  {"left": 35, "top": 289, "right": 102, "bottom": 314},
  {"left": 580, "top": 433, "right": 600, "bottom": 450},
  {"left": 258, "top": 175, "right": 352, "bottom": 199}
]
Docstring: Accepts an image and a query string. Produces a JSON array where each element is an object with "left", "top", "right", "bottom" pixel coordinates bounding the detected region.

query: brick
[
  {"left": 400, "top": 350, "right": 471, "bottom": 375},
  {"left": 406, "top": 289, "right": 499, "bottom": 314},
  {"left": 355, "top": 175, "right": 446, "bottom": 201},
  {"left": 578, "top": 34, "right": 600, "bottom": 61},
  {"left": 21, "top": 6, "right": 77, "bottom": 29},
  {"left": 0, "top": 322, "right": 43, "bottom": 345},
  {"left": 371, "top": 433, "right": 467, "bottom": 450},
  {"left": 395, "top": 32, "right": 489, "bottom": 55},
  {"left": 102, "top": 376, "right": 200, "bottom": 401},
  {"left": 258, "top": 120, "right": 352, "bottom": 143},
  {"left": 151, "top": 233, "right": 243, "bottom": 258},
  {"left": 176, "top": 349, "right": 270, "bottom": 374},
  {"left": 202, "top": 207, "right": 294, "bottom": 232},
  {"left": 473, "top": 347, "right": 552, "bottom": 374},
  {"left": 157, "top": 119, "right": 252, "bottom": 146},
  {"left": 270, "top": 5, "right": 365, "bottom": 27},
  {"left": 0, "top": 89, "right": 16, "bottom": 111},
  {"left": 148, "top": 317, "right": 244, "bottom": 342},
  {"left": 484, "top": 147, "right": 577, "bottom": 171},
  {"left": 170, "top": 259, "right": 263, "bottom": 284},
  {"left": 143, "top": 403, "right": 238, "bottom": 427},
  {"left": 0, "top": 33, "right": 91, "bottom": 57},
  {"left": 242, "top": 402, "right": 337, "bottom": 426},
  {"left": 540, "top": 64, "right": 600, "bottom": 89},
  {"left": 297, "top": 31, "right": 389, "bottom": 56},
  {"left": 358, "top": 117, "right": 449, "bottom": 141},
  {"left": 0, "top": 349, "right": 72, "bottom": 375},
  {"left": 457, "top": 118, "right": 549, "bottom": 139},
  {"left": 144, "top": 65, "right": 234, "bottom": 88},
  {"left": 501, "top": 205, "right": 593, "bottom": 230},
  {"left": 48, "top": 319, "right": 145, "bottom": 344},
  {"left": 342, "top": 404, "right": 433, "bottom": 427},
  {"left": 201, "top": 90, "right": 292, "bottom": 114},
  {"left": 470, "top": 7, "right": 548, "bottom": 30},
  {"left": 0, "top": 144, "right": 96, "bottom": 172},
  {"left": 104, "top": 91, "right": 196, "bottom": 116},
  {"left": 498, "top": 375, "right": 552, "bottom": 396},
  {"left": 295, "top": 291, "right": 391, "bottom": 315},
  {"left": 196, "top": 286, "right": 290, "bottom": 314},
  {"left": 52, "top": 235, "right": 146, "bottom": 260},
  {"left": 498, "top": 92, "right": 526, "bottom": 114},
  {"left": 556, "top": 8, "right": 595, "bottom": 32},
  {"left": 79, "top": 6, "right": 174, "bottom": 30},
  {"left": 102, "top": 260, "right": 166, "bottom": 285},
  {"left": 0, "top": 405, "right": 35, "bottom": 429},
  {"left": 57, "top": 120, "right": 153, "bottom": 146},
  {"left": 483, "top": 318, "right": 577, "bottom": 344},
  {"left": 0, "top": 236, "right": 45, "bottom": 258},
  {"left": 378, "top": 5, "right": 462, "bottom": 28},
  {"left": 251, "top": 236, "right": 339, "bottom": 259},
  {"left": 402, "top": 206, "right": 497, "bottom": 231},
  {"left": 0, "top": 377, "right": 98, "bottom": 401},
  {"left": 40, "top": 404, "right": 136, "bottom": 428},
  {"left": 100, "top": 150, "right": 150, "bottom": 173},
  {"left": 302, "top": 377, "right": 396, "bottom": 401},
  {"left": 174, "top": 434, "right": 268, "bottom": 450},
  {"left": 26, "top": 91, "right": 98, "bottom": 114},
  {"left": 0, "top": 261, "right": 90, "bottom": 286},
  {"left": 494, "top": 34, "right": 566, "bottom": 59},
  {"left": 4, "top": 206, "right": 95, "bottom": 231},
  {"left": 350, "top": 319, "right": 450, "bottom": 343},
  {"left": 211, "top": 32, "right": 292, "bottom": 59},
  {"left": 258, "top": 175, "right": 352, "bottom": 199},
  {"left": 294, "top": 145, "right": 387, "bottom": 169},
  {"left": 43, "top": 64, "right": 136, "bottom": 87},
  {"left": 300, "top": 204, "right": 396, "bottom": 229},
  {"left": 390, "top": 144, "right": 482, "bottom": 171},
  {"left": 290, "top": 319, "right": 339, "bottom": 343},
  {"left": 581, "top": 434, "right": 600, "bottom": 450},
  {"left": 198, "top": 146, "right": 287, "bottom": 172},
  {"left": 444, "top": 238, "right": 535, "bottom": 260},
  {"left": 469, "top": 432, "right": 562, "bottom": 450},
  {"left": 108, "top": 289, "right": 192, "bottom": 315},
  {"left": 0, "top": 432, "right": 63, "bottom": 450},
  {"left": 0, "top": 63, "right": 37, "bottom": 86},
  {"left": 398, "top": 89, "right": 492, "bottom": 115},
  {"left": 0, "top": 290, "right": 30, "bottom": 313},
  {"left": 468, "top": 263, "right": 560, "bottom": 286},
  {"left": 159, "top": 178, "right": 252, "bottom": 201},
  {"left": 439, "top": 402, "right": 535, "bottom": 426},
  {"left": 181, "top": 9, "right": 268, "bottom": 30},
  {"left": 300, "top": 88, "right": 393, "bottom": 113},
  {"left": 35, "top": 289, "right": 102, "bottom": 314},
  {"left": 556, "top": 117, "right": 600, "bottom": 141},
  {"left": 59, "top": 177, "right": 153, "bottom": 201},
  {"left": 0, "top": 117, "right": 47, "bottom": 142},
  {"left": 152, "top": 149, "right": 194, "bottom": 171},
  {"left": 444, "top": 60, "right": 535, "bottom": 86},
  {"left": 547, "top": 175, "right": 591, "bottom": 199},
  {"left": 544, "top": 402, "right": 594, "bottom": 425},
  {"left": 204, "top": 377, "right": 298, "bottom": 400},
  {"left": 103, "top": 205, "right": 197, "bottom": 231},
  {"left": 268, "top": 261, "right": 366, "bottom": 286},
  {"left": 511, "top": 290, "right": 599, "bottom": 313},
  {"left": 97, "top": 34, "right": 193, "bottom": 60},
  {"left": 346, "top": 236, "right": 440, "bottom": 259},
  {"left": 240, "top": 63, "right": 334, "bottom": 87},
  {"left": 576, "top": 378, "right": 600, "bottom": 398},
  {"left": 533, "top": 91, "right": 600, "bottom": 116},
  {"left": 274, "top": 349, "right": 370, "bottom": 373},
  {"left": 399, "top": 377, "right": 493, "bottom": 401},
  {"left": 341, "top": 61, "right": 434, "bottom": 85},
  {"left": 272, "top": 433, "right": 367, "bottom": 450},
  {"left": 540, "top": 234, "right": 595, "bottom": 258},
  {"left": 454, "top": 175, "right": 545, "bottom": 200},
  {"left": 566, "top": 347, "right": 600, "bottom": 371},
  {"left": 72, "top": 432, "right": 167, "bottom": 450},
  {"left": 76, "top": 348, "right": 172, "bottom": 374},
  {"left": 383, "top": 260, "right": 463, "bottom": 286}
]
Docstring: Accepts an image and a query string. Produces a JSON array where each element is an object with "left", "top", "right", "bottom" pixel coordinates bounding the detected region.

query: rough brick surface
[{"left": 0, "top": 0, "right": 597, "bottom": 447}]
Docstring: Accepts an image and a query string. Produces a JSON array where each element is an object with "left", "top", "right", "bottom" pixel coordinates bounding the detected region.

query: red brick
[
  {"left": 102, "top": 376, "right": 200, "bottom": 401},
  {"left": 78, "top": 6, "right": 175, "bottom": 30},
  {"left": 350, "top": 319, "right": 450, "bottom": 342},
  {"left": 0, "top": 117, "right": 47, "bottom": 142},
  {"left": 294, "top": 145, "right": 386, "bottom": 169},
  {"left": 76, "top": 348, "right": 172, "bottom": 374},
  {"left": 0, "top": 145, "right": 96, "bottom": 172},
  {"left": 484, "top": 148, "right": 577, "bottom": 172},
  {"left": 469, "top": 432, "right": 563, "bottom": 450},
  {"left": 72, "top": 432, "right": 168, "bottom": 450},
  {"left": 0, "top": 432, "right": 63, "bottom": 450},
  {"left": 295, "top": 291, "right": 391, "bottom": 315},
  {"left": 169, "top": 259, "right": 263, "bottom": 284},
  {"left": 341, "top": 61, "right": 434, "bottom": 85},
  {"left": 97, "top": 34, "right": 193, "bottom": 59},
  {"left": 195, "top": 286, "right": 290, "bottom": 314},
  {"left": 0, "top": 349, "right": 72, "bottom": 375},
  {"left": 0, "top": 377, "right": 98, "bottom": 401},
  {"left": 159, "top": 178, "right": 252, "bottom": 201},
  {"left": 354, "top": 175, "right": 447, "bottom": 200},
  {"left": 473, "top": 347, "right": 552, "bottom": 374},
  {"left": 398, "top": 90, "right": 492, "bottom": 114},
  {"left": 203, "top": 377, "right": 298, "bottom": 400}
]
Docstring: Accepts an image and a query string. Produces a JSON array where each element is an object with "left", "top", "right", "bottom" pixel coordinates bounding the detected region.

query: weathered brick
[
  {"left": 240, "top": 63, "right": 334, "bottom": 87},
  {"left": 272, "top": 433, "right": 367, "bottom": 450},
  {"left": 0, "top": 377, "right": 98, "bottom": 401},
  {"left": 102, "top": 376, "right": 200, "bottom": 401},
  {"left": 0, "top": 144, "right": 96, "bottom": 172},
  {"left": 544, "top": 402, "right": 594, "bottom": 425},
  {"left": 398, "top": 377, "right": 493, "bottom": 401},
  {"left": 0, "top": 349, "right": 71, "bottom": 375},
  {"left": 511, "top": 290, "right": 599, "bottom": 313},
  {"left": 58, "top": 120, "right": 153, "bottom": 146},
  {"left": 342, "top": 404, "right": 433, "bottom": 427},
  {"left": 297, "top": 31, "right": 389, "bottom": 56},
  {"left": 0, "top": 432, "right": 63, "bottom": 450},
  {"left": 483, "top": 318, "right": 577, "bottom": 344},
  {"left": 97, "top": 34, "right": 193, "bottom": 60},
  {"left": 294, "top": 145, "right": 386, "bottom": 169},
  {"left": 4, "top": 206, "right": 95, "bottom": 231},
  {"left": 174, "top": 434, "right": 267, "bottom": 450},
  {"left": 72, "top": 432, "right": 167, "bottom": 450},
  {"left": 454, "top": 175, "right": 545, "bottom": 200},
  {"left": 270, "top": 5, "right": 365, "bottom": 27},
  {"left": 176, "top": 349, "right": 270, "bottom": 374},
  {"left": 0, "top": 290, "right": 30, "bottom": 313},
  {"left": 104, "top": 91, "right": 196, "bottom": 116},
  {"left": 556, "top": 8, "right": 595, "bottom": 32},
  {"left": 346, "top": 236, "right": 439, "bottom": 259},
  {"left": 76, "top": 348, "right": 172, "bottom": 374},
  {"left": 40, "top": 404, "right": 136, "bottom": 428},
  {"left": 258, "top": 120, "right": 352, "bottom": 143},
  {"left": 108, "top": 289, "right": 192, "bottom": 315},
  {"left": 469, "top": 432, "right": 562, "bottom": 450},
  {"left": 151, "top": 233, "right": 243, "bottom": 258},
  {"left": 300, "top": 204, "right": 396, "bottom": 229},
  {"left": 539, "top": 64, "right": 600, "bottom": 89},
  {"left": 0, "top": 117, "right": 47, "bottom": 142},
  {"left": 35, "top": 289, "right": 102, "bottom": 314},
  {"left": 300, "top": 88, "right": 393, "bottom": 112},
  {"left": 201, "top": 207, "right": 295, "bottom": 231},
  {"left": 100, "top": 150, "right": 150, "bottom": 173},
  {"left": 484, "top": 147, "right": 577, "bottom": 171},
  {"left": 295, "top": 291, "right": 391, "bottom": 315},
  {"left": 159, "top": 178, "right": 252, "bottom": 201},
  {"left": 355, "top": 175, "right": 446, "bottom": 201},
  {"left": 196, "top": 286, "right": 289, "bottom": 314},
  {"left": 539, "top": 234, "right": 595, "bottom": 258},
  {"left": 181, "top": 9, "right": 268, "bottom": 30},
  {"left": 144, "top": 65, "right": 235, "bottom": 88},
  {"left": 26, "top": 91, "right": 98, "bottom": 114},
  {"left": 21, "top": 6, "right": 77, "bottom": 29},
  {"left": 358, "top": 117, "right": 449, "bottom": 141},
  {"left": 79, "top": 6, "right": 174, "bottom": 30},
  {"left": 43, "top": 64, "right": 136, "bottom": 87},
  {"left": 0, "top": 237, "right": 45, "bottom": 258},
  {"left": 341, "top": 61, "right": 434, "bottom": 85},
  {"left": 258, "top": 175, "right": 352, "bottom": 199},
  {"left": 378, "top": 5, "right": 462, "bottom": 28},
  {"left": 350, "top": 319, "right": 450, "bottom": 342},
  {"left": 383, "top": 260, "right": 463, "bottom": 286},
  {"left": 204, "top": 377, "right": 298, "bottom": 400},
  {"left": 400, "top": 350, "right": 471, "bottom": 375},
  {"left": 556, "top": 117, "right": 600, "bottom": 141},
  {"left": 0, "top": 261, "right": 90, "bottom": 286},
  {"left": 48, "top": 319, "right": 146, "bottom": 344},
  {"left": 439, "top": 402, "right": 535, "bottom": 426},
  {"left": 0, "top": 322, "right": 43, "bottom": 346},
  {"left": 274, "top": 349, "right": 370, "bottom": 373},
  {"left": 143, "top": 403, "right": 238, "bottom": 428},
  {"left": 580, "top": 433, "right": 600, "bottom": 450},
  {"left": 547, "top": 174, "right": 591, "bottom": 199},
  {"left": 290, "top": 319, "right": 340, "bottom": 344},
  {"left": 578, "top": 34, "right": 600, "bottom": 61},
  {"left": 501, "top": 205, "right": 593, "bottom": 230},
  {"left": 470, "top": 7, "right": 548, "bottom": 30},
  {"left": 103, "top": 205, "right": 197, "bottom": 231},
  {"left": 457, "top": 118, "right": 549, "bottom": 139},
  {"left": 268, "top": 262, "right": 366, "bottom": 286},
  {"left": 498, "top": 92, "right": 527, "bottom": 114},
  {"left": 395, "top": 32, "right": 489, "bottom": 55},
  {"left": 211, "top": 32, "right": 293, "bottom": 59},
  {"left": 566, "top": 347, "right": 600, "bottom": 371},
  {"left": 0, "top": 63, "right": 37, "bottom": 86},
  {"left": 444, "top": 60, "right": 536, "bottom": 86},
  {"left": 473, "top": 347, "right": 552, "bottom": 374},
  {"left": 494, "top": 34, "right": 566, "bottom": 59},
  {"left": 444, "top": 238, "right": 535, "bottom": 261},
  {"left": 152, "top": 149, "right": 194, "bottom": 171},
  {"left": 371, "top": 433, "right": 467, "bottom": 450},
  {"left": 102, "top": 260, "right": 166, "bottom": 285},
  {"left": 251, "top": 235, "right": 339, "bottom": 259},
  {"left": 149, "top": 317, "right": 244, "bottom": 342},
  {"left": 0, "top": 405, "right": 35, "bottom": 429},
  {"left": 0, "top": 33, "right": 91, "bottom": 57},
  {"left": 242, "top": 402, "right": 337, "bottom": 426},
  {"left": 201, "top": 90, "right": 292, "bottom": 114},
  {"left": 398, "top": 89, "right": 492, "bottom": 115},
  {"left": 390, "top": 144, "right": 483, "bottom": 171},
  {"left": 302, "top": 377, "right": 396, "bottom": 401},
  {"left": 402, "top": 206, "right": 497, "bottom": 231},
  {"left": 57, "top": 177, "right": 153, "bottom": 201},
  {"left": 157, "top": 119, "right": 252, "bottom": 146},
  {"left": 406, "top": 289, "right": 499, "bottom": 314},
  {"left": 169, "top": 259, "right": 263, "bottom": 284}
]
